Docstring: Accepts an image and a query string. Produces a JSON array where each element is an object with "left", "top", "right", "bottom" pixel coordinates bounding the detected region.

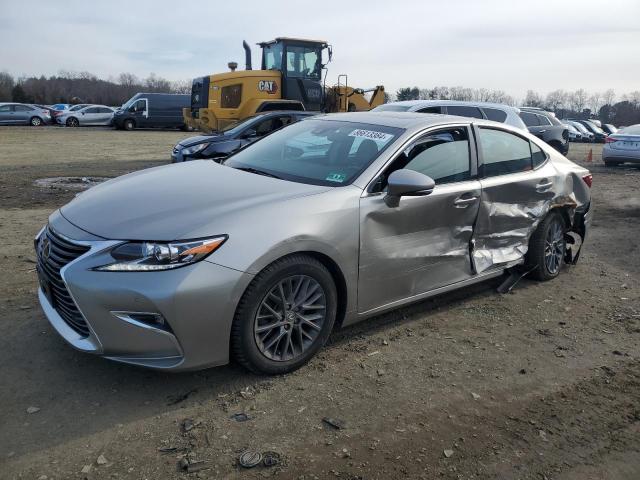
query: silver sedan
[
  {"left": 57, "top": 105, "right": 115, "bottom": 127},
  {"left": 603, "top": 124, "right": 640, "bottom": 166},
  {"left": 35, "top": 112, "right": 592, "bottom": 373}
]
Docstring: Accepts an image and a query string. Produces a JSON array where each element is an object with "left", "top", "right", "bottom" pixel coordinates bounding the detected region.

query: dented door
[
  {"left": 358, "top": 180, "right": 481, "bottom": 313},
  {"left": 471, "top": 126, "right": 558, "bottom": 272}
]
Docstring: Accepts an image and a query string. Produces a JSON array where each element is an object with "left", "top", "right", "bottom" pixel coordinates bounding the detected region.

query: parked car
[
  {"left": 52, "top": 103, "right": 91, "bottom": 122},
  {"left": 50, "top": 103, "right": 70, "bottom": 111},
  {"left": 56, "top": 105, "right": 115, "bottom": 127},
  {"left": 566, "top": 121, "right": 594, "bottom": 142},
  {"left": 570, "top": 120, "right": 607, "bottom": 143},
  {"left": 601, "top": 124, "right": 618, "bottom": 135},
  {"left": 565, "top": 123, "right": 583, "bottom": 142},
  {"left": 519, "top": 108, "right": 569, "bottom": 155},
  {"left": 0, "top": 103, "right": 51, "bottom": 126},
  {"left": 113, "top": 93, "right": 190, "bottom": 130},
  {"left": 373, "top": 100, "right": 527, "bottom": 130},
  {"left": 172, "top": 111, "right": 318, "bottom": 163},
  {"left": 35, "top": 111, "right": 592, "bottom": 373},
  {"left": 602, "top": 124, "right": 640, "bottom": 166}
]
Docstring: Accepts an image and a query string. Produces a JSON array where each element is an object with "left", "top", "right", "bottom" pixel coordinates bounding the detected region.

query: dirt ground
[{"left": 0, "top": 127, "right": 639, "bottom": 480}]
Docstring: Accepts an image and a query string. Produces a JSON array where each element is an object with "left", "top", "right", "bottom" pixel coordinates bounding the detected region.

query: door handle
[
  {"left": 536, "top": 180, "right": 553, "bottom": 192},
  {"left": 453, "top": 196, "right": 478, "bottom": 208}
]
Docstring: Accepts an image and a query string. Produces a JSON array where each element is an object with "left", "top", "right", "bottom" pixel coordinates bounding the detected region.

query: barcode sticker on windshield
[{"left": 348, "top": 129, "right": 393, "bottom": 142}]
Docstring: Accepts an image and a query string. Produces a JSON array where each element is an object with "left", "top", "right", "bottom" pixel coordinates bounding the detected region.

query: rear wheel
[
  {"left": 29, "top": 116, "right": 43, "bottom": 126},
  {"left": 66, "top": 117, "right": 79, "bottom": 127},
  {"left": 231, "top": 254, "right": 337, "bottom": 375},
  {"left": 526, "top": 212, "right": 566, "bottom": 281},
  {"left": 123, "top": 119, "right": 135, "bottom": 131},
  {"left": 604, "top": 159, "right": 621, "bottom": 167}
]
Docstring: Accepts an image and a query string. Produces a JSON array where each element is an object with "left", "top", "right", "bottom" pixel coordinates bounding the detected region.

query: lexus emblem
[{"left": 41, "top": 237, "right": 50, "bottom": 261}]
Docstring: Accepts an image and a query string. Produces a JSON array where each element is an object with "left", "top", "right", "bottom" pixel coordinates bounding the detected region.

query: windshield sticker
[
  {"left": 348, "top": 129, "right": 394, "bottom": 142},
  {"left": 326, "top": 173, "right": 346, "bottom": 183}
]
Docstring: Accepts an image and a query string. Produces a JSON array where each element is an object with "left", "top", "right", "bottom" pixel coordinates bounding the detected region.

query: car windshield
[
  {"left": 572, "top": 122, "right": 588, "bottom": 133},
  {"left": 224, "top": 119, "right": 404, "bottom": 186},
  {"left": 373, "top": 104, "right": 412, "bottom": 112},
  {"left": 620, "top": 125, "right": 640, "bottom": 135},
  {"left": 566, "top": 124, "right": 578, "bottom": 133},
  {"left": 605, "top": 124, "right": 618, "bottom": 133}
]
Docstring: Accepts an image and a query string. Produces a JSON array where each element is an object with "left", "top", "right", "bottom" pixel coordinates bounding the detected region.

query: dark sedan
[{"left": 172, "top": 111, "right": 318, "bottom": 163}]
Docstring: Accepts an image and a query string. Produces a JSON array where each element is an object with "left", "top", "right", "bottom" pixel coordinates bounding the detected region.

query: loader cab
[{"left": 259, "top": 37, "right": 328, "bottom": 112}]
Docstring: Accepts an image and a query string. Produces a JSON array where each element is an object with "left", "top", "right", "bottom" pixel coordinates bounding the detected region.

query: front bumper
[{"left": 36, "top": 217, "right": 253, "bottom": 371}]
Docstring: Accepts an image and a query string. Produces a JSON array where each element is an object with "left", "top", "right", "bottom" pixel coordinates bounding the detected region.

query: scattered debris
[
  {"left": 367, "top": 350, "right": 380, "bottom": 357},
  {"left": 178, "top": 457, "right": 209, "bottom": 474},
  {"left": 471, "top": 392, "right": 481, "bottom": 400},
  {"left": 230, "top": 412, "right": 251, "bottom": 422},
  {"left": 81, "top": 465, "right": 91, "bottom": 474},
  {"left": 376, "top": 369, "right": 385, "bottom": 376},
  {"left": 26, "top": 406, "right": 40, "bottom": 414},
  {"left": 262, "top": 451, "right": 281, "bottom": 467},
  {"left": 322, "top": 417, "right": 345, "bottom": 430},
  {"left": 239, "top": 450, "right": 263, "bottom": 468},
  {"left": 158, "top": 447, "right": 178, "bottom": 454},
  {"left": 537, "top": 328, "right": 552, "bottom": 336},
  {"left": 34, "top": 176, "right": 110, "bottom": 192},
  {"left": 167, "top": 389, "right": 197, "bottom": 406},
  {"left": 538, "top": 430, "right": 549, "bottom": 442},
  {"left": 519, "top": 368, "right": 527, "bottom": 374},
  {"left": 612, "top": 350, "right": 625, "bottom": 356},
  {"left": 181, "top": 418, "right": 197, "bottom": 433},
  {"left": 96, "top": 454, "right": 108, "bottom": 465},
  {"left": 443, "top": 449, "right": 454, "bottom": 458}
]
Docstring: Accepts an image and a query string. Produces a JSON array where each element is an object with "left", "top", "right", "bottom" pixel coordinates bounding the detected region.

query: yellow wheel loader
[{"left": 183, "top": 38, "right": 384, "bottom": 132}]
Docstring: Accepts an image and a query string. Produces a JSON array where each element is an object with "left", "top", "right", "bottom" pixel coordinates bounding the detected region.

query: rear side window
[
  {"left": 99, "top": 107, "right": 113, "bottom": 113},
  {"left": 531, "top": 141, "right": 547, "bottom": 168},
  {"left": 482, "top": 108, "right": 507, "bottom": 123},
  {"left": 0, "top": 105, "right": 11, "bottom": 112},
  {"left": 447, "top": 105, "right": 483, "bottom": 119},
  {"left": 478, "top": 128, "right": 532, "bottom": 177},
  {"left": 84, "top": 107, "right": 99, "bottom": 113},
  {"left": 14, "top": 105, "right": 33, "bottom": 112},
  {"left": 536, "top": 114, "right": 552, "bottom": 126},
  {"left": 519, "top": 112, "right": 539, "bottom": 127},
  {"left": 221, "top": 84, "right": 242, "bottom": 108},
  {"left": 417, "top": 106, "right": 443, "bottom": 114}
]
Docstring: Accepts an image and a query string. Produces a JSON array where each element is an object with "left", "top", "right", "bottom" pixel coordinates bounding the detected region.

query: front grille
[{"left": 36, "top": 227, "right": 91, "bottom": 336}]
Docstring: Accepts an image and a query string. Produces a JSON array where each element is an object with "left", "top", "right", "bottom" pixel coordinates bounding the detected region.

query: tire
[
  {"left": 604, "top": 160, "right": 620, "bottom": 167},
  {"left": 526, "top": 212, "right": 566, "bottom": 281},
  {"left": 29, "top": 116, "right": 43, "bottom": 127},
  {"left": 231, "top": 254, "right": 337, "bottom": 375},
  {"left": 66, "top": 117, "right": 79, "bottom": 127},
  {"left": 123, "top": 119, "right": 135, "bottom": 131}
]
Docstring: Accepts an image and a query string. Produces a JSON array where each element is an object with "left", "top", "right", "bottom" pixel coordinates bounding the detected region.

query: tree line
[
  {"left": 395, "top": 86, "right": 640, "bottom": 126},
  {"left": 0, "top": 71, "right": 191, "bottom": 106}
]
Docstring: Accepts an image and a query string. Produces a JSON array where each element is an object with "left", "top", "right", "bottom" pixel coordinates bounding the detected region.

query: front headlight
[
  {"left": 95, "top": 236, "right": 227, "bottom": 271},
  {"left": 181, "top": 143, "right": 209, "bottom": 156}
]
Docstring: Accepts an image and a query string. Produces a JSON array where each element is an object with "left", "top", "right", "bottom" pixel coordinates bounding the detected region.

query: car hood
[
  {"left": 60, "top": 161, "right": 330, "bottom": 241},
  {"left": 179, "top": 133, "right": 227, "bottom": 148}
]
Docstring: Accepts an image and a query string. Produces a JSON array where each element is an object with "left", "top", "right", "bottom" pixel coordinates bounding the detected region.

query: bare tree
[
  {"left": 545, "top": 89, "right": 568, "bottom": 112},
  {"left": 589, "top": 92, "right": 602, "bottom": 113},
  {"left": 602, "top": 89, "right": 616, "bottom": 106},
  {"left": 572, "top": 88, "right": 588, "bottom": 112},
  {"left": 524, "top": 90, "right": 544, "bottom": 108},
  {"left": 0, "top": 71, "right": 15, "bottom": 101}
]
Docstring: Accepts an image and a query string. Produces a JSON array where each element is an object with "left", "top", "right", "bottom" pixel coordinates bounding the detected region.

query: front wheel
[
  {"left": 231, "top": 254, "right": 337, "bottom": 375},
  {"left": 526, "top": 212, "right": 566, "bottom": 281},
  {"left": 30, "top": 116, "right": 43, "bottom": 126},
  {"left": 66, "top": 117, "right": 79, "bottom": 127},
  {"left": 123, "top": 119, "right": 135, "bottom": 131}
]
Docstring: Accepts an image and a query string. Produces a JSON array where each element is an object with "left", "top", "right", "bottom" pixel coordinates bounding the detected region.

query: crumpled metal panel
[{"left": 471, "top": 162, "right": 591, "bottom": 273}]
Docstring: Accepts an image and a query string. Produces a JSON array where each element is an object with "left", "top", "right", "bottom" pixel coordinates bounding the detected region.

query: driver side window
[{"left": 371, "top": 127, "right": 471, "bottom": 192}]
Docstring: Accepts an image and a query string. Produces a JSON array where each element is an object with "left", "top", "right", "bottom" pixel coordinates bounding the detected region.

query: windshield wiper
[{"left": 233, "top": 166, "right": 283, "bottom": 180}]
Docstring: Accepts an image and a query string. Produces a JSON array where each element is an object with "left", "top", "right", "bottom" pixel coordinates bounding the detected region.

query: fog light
[{"left": 112, "top": 311, "right": 169, "bottom": 331}]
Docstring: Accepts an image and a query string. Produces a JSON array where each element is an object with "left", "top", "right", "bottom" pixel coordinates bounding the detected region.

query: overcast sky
[{"left": 1, "top": 0, "right": 639, "bottom": 100}]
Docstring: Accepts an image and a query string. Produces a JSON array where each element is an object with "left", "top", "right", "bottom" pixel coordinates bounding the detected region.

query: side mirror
[
  {"left": 384, "top": 169, "right": 435, "bottom": 208},
  {"left": 242, "top": 128, "right": 258, "bottom": 139}
]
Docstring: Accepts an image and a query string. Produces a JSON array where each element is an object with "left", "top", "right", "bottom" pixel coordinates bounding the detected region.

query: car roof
[
  {"left": 383, "top": 99, "right": 518, "bottom": 110},
  {"left": 316, "top": 111, "right": 483, "bottom": 129}
]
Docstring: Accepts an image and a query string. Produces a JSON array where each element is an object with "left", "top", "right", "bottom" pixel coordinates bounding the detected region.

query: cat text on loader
[{"left": 183, "top": 38, "right": 385, "bottom": 132}]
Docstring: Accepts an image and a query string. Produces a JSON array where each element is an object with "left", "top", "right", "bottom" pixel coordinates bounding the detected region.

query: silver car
[
  {"left": 0, "top": 103, "right": 51, "bottom": 126},
  {"left": 35, "top": 112, "right": 592, "bottom": 373},
  {"left": 602, "top": 124, "right": 640, "bottom": 166},
  {"left": 57, "top": 105, "right": 115, "bottom": 127},
  {"left": 373, "top": 100, "right": 527, "bottom": 131}
]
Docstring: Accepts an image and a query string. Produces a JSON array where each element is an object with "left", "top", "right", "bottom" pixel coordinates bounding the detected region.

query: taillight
[
  {"left": 582, "top": 173, "right": 593, "bottom": 188},
  {"left": 605, "top": 136, "right": 618, "bottom": 143}
]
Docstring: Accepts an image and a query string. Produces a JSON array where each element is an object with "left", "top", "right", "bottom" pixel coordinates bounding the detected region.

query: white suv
[{"left": 373, "top": 100, "right": 527, "bottom": 131}]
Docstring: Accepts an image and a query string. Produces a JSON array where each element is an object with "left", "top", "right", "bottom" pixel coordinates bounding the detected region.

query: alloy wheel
[
  {"left": 254, "top": 275, "right": 327, "bottom": 362},
  {"left": 31, "top": 117, "right": 42, "bottom": 126},
  {"left": 544, "top": 219, "right": 564, "bottom": 275}
]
